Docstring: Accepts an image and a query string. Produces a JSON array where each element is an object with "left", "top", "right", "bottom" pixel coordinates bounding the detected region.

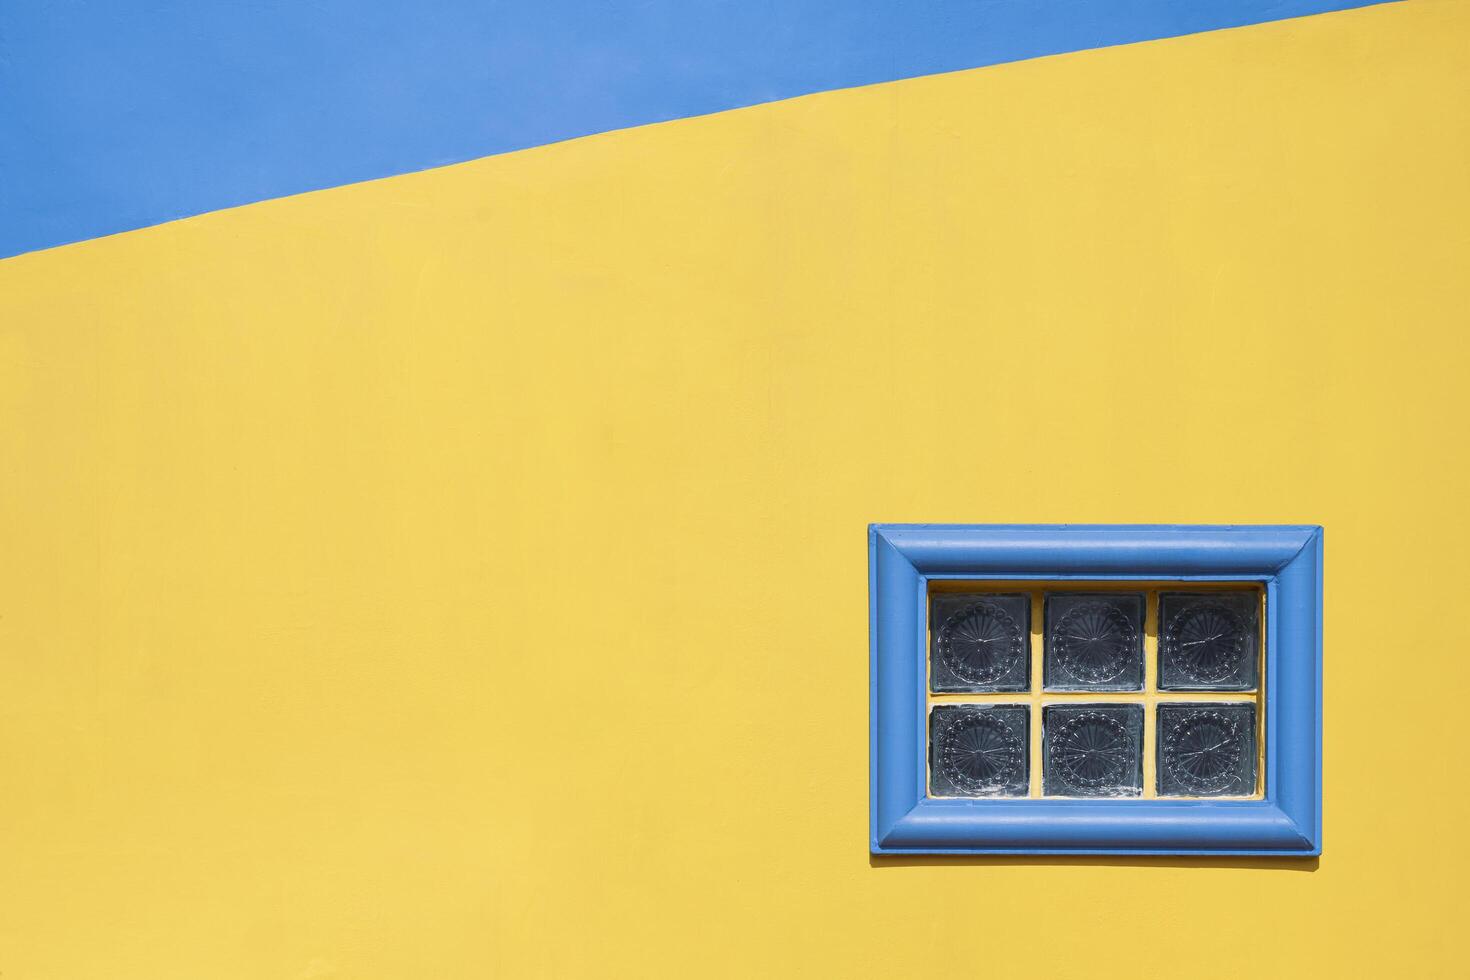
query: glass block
[
  {"left": 929, "top": 593, "right": 1030, "bottom": 693},
  {"left": 1043, "top": 592, "right": 1145, "bottom": 691},
  {"left": 1157, "top": 703, "right": 1258, "bottom": 797},
  {"left": 1042, "top": 703, "right": 1143, "bottom": 797},
  {"left": 928, "top": 704, "right": 1030, "bottom": 798},
  {"left": 1158, "top": 591, "right": 1260, "bottom": 691}
]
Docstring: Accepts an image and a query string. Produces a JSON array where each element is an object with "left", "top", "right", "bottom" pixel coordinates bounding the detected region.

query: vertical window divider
[
  {"left": 1141, "top": 589, "right": 1160, "bottom": 799},
  {"left": 1028, "top": 591, "right": 1045, "bottom": 799}
]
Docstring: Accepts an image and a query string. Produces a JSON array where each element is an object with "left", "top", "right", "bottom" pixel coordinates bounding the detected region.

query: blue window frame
[{"left": 869, "top": 524, "right": 1323, "bottom": 856}]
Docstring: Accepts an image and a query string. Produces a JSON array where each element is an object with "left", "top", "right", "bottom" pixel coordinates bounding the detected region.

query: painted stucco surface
[{"left": 0, "top": 1, "right": 1466, "bottom": 976}]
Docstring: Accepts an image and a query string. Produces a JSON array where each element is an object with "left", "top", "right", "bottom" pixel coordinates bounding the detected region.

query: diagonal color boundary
[{"left": 0, "top": 0, "right": 1394, "bottom": 261}]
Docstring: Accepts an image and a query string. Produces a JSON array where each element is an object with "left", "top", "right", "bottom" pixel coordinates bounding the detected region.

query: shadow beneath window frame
[{"left": 868, "top": 854, "right": 1319, "bottom": 872}]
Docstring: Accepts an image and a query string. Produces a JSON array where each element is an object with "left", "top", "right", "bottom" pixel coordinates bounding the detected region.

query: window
[
  {"left": 870, "top": 524, "right": 1322, "bottom": 856},
  {"left": 927, "top": 586, "right": 1262, "bottom": 800}
]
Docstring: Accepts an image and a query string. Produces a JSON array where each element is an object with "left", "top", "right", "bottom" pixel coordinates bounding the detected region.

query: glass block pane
[
  {"left": 1042, "top": 703, "right": 1143, "bottom": 797},
  {"left": 1158, "top": 591, "right": 1260, "bottom": 691},
  {"left": 929, "top": 704, "right": 1030, "bottom": 798},
  {"left": 929, "top": 593, "right": 1030, "bottom": 693},
  {"left": 1043, "top": 592, "right": 1145, "bottom": 691},
  {"left": 1157, "top": 703, "right": 1258, "bottom": 797}
]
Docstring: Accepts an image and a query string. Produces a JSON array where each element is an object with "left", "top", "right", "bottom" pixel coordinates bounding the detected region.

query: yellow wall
[{"left": 1, "top": 1, "right": 1466, "bottom": 976}]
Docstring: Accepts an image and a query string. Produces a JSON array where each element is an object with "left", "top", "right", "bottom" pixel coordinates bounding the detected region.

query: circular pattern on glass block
[
  {"left": 1051, "top": 712, "right": 1133, "bottom": 789},
  {"left": 1164, "top": 603, "right": 1248, "bottom": 684},
  {"left": 937, "top": 601, "right": 1025, "bottom": 687},
  {"left": 1052, "top": 602, "right": 1136, "bottom": 684},
  {"left": 936, "top": 712, "right": 1025, "bottom": 795},
  {"left": 1162, "top": 711, "right": 1246, "bottom": 794}
]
